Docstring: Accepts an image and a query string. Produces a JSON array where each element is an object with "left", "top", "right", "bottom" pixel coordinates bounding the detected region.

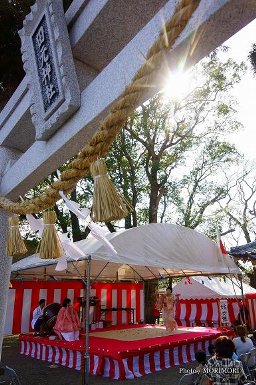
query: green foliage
[
  {"left": 23, "top": 161, "right": 94, "bottom": 242},
  {"left": 106, "top": 52, "right": 245, "bottom": 227},
  {"left": 173, "top": 140, "right": 240, "bottom": 229},
  {"left": 217, "top": 103, "right": 230, "bottom": 115},
  {"left": 22, "top": 50, "right": 248, "bottom": 248},
  {"left": 0, "top": 0, "right": 34, "bottom": 107},
  {"left": 218, "top": 161, "right": 256, "bottom": 244},
  {"left": 0, "top": 0, "right": 73, "bottom": 109},
  {"left": 248, "top": 43, "right": 256, "bottom": 76}
]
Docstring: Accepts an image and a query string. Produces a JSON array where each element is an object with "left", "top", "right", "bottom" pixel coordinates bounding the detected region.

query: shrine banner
[{"left": 218, "top": 299, "right": 230, "bottom": 326}]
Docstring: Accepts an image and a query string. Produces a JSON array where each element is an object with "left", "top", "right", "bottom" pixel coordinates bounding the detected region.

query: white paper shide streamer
[
  {"left": 26, "top": 214, "right": 44, "bottom": 237},
  {"left": 26, "top": 213, "right": 84, "bottom": 271},
  {"left": 26, "top": 191, "right": 118, "bottom": 273},
  {"left": 55, "top": 255, "right": 67, "bottom": 271},
  {"left": 58, "top": 233, "right": 85, "bottom": 260},
  {"left": 59, "top": 190, "right": 118, "bottom": 256}
]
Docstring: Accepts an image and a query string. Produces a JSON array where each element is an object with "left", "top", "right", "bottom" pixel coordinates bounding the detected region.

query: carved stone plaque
[{"left": 19, "top": 0, "right": 80, "bottom": 140}]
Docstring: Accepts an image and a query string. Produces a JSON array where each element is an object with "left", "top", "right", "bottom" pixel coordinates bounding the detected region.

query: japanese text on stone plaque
[{"left": 32, "top": 15, "right": 60, "bottom": 112}]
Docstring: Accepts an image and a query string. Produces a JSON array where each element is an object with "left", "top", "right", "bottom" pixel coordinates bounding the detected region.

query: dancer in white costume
[{"left": 158, "top": 286, "right": 178, "bottom": 332}]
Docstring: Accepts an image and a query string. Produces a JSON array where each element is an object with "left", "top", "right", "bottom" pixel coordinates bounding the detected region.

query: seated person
[
  {"left": 208, "top": 343, "right": 215, "bottom": 357},
  {"left": 232, "top": 351, "right": 239, "bottom": 361},
  {"left": 203, "top": 336, "right": 247, "bottom": 385},
  {"left": 233, "top": 325, "right": 255, "bottom": 366},
  {"left": 194, "top": 351, "right": 208, "bottom": 385},
  {"left": 209, "top": 341, "right": 239, "bottom": 361},
  {"left": 31, "top": 298, "right": 45, "bottom": 336},
  {"left": 250, "top": 330, "right": 256, "bottom": 347},
  {"left": 53, "top": 298, "right": 81, "bottom": 341}
]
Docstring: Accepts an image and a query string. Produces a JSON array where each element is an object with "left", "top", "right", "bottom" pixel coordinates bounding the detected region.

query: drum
[{"left": 43, "top": 303, "right": 62, "bottom": 334}]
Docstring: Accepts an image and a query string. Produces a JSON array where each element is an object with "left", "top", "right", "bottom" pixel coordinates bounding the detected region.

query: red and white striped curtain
[
  {"left": 246, "top": 293, "right": 256, "bottom": 329},
  {"left": 175, "top": 298, "right": 241, "bottom": 327},
  {"left": 4, "top": 281, "right": 144, "bottom": 335}
]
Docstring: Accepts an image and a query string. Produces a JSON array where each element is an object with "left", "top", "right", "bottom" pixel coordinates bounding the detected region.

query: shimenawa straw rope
[
  {"left": 0, "top": 0, "right": 201, "bottom": 215},
  {"left": 6, "top": 216, "right": 27, "bottom": 257},
  {"left": 37, "top": 210, "right": 63, "bottom": 259},
  {"left": 90, "top": 158, "right": 132, "bottom": 222}
]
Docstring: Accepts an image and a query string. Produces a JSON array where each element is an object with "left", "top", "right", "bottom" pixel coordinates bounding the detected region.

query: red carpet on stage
[{"left": 19, "top": 324, "right": 233, "bottom": 380}]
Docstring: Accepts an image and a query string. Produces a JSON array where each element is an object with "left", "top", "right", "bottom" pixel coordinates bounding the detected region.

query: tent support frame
[
  {"left": 71, "top": 261, "right": 86, "bottom": 286},
  {"left": 239, "top": 273, "right": 247, "bottom": 325},
  {"left": 91, "top": 262, "right": 109, "bottom": 283},
  {"left": 126, "top": 264, "right": 145, "bottom": 281},
  {"left": 84, "top": 256, "right": 91, "bottom": 385}
]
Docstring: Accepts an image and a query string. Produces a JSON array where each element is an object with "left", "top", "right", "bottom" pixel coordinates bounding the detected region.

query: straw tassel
[
  {"left": 37, "top": 210, "right": 63, "bottom": 259},
  {"left": 90, "top": 159, "right": 131, "bottom": 222},
  {"left": 6, "top": 216, "right": 27, "bottom": 257}
]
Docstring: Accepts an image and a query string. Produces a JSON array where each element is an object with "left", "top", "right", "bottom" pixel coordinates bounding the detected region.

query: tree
[
  {"left": 21, "top": 52, "right": 246, "bottom": 255},
  {"left": 219, "top": 162, "right": 256, "bottom": 244},
  {"left": 107, "top": 51, "right": 245, "bottom": 227},
  {"left": 0, "top": 0, "right": 33, "bottom": 108},
  {"left": 0, "top": 0, "right": 73, "bottom": 109},
  {"left": 17, "top": 50, "right": 249, "bottom": 318},
  {"left": 173, "top": 139, "right": 239, "bottom": 229},
  {"left": 21, "top": 167, "right": 115, "bottom": 256}
]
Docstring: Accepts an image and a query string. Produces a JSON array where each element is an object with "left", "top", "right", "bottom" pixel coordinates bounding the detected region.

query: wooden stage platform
[{"left": 19, "top": 324, "right": 233, "bottom": 380}]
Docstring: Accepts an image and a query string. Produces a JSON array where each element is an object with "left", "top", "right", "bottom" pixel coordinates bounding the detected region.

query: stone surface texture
[
  {"left": 1, "top": 1, "right": 256, "bottom": 198},
  {"left": 0, "top": 149, "right": 20, "bottom": 357},
  {"left": 0, "top": 0, "right": 256, "bottom": 364},
  {"left": 2, "top": 0, "right": 256, "bottom": 199},
  {"left": 0, "top": 147, "right": 22, "bottom": 177},
  {"left": 19, "top": 0, "right": 80, "bottom": 140},
  {"left": 0, "top": 210, "right": 12, "bottom": 359}
]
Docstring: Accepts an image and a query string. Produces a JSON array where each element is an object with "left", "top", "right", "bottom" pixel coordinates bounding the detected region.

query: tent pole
[
  {"left": 239, "top": 274, "right": 246, "bottom": 326},
  {"left": 239, "top": 274, "right": 244, "bottom": 299},
  {"left": 84, "top": 256, "right": 91, "bottom": 385}
]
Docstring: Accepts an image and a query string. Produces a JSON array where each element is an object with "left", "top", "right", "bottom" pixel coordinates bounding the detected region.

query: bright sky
[{"left": 223, "top": 19, "right": 256, "bottom": 159}]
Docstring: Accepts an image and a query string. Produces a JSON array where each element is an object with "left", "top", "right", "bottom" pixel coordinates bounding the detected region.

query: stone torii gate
[{"left": 0, "top": 0, "right": 256, "bottom": 358}]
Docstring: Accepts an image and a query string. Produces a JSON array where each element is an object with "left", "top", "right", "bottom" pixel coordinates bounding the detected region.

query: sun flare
[{"left": 163, "top": 70, "right": 193, "bottom": 100}]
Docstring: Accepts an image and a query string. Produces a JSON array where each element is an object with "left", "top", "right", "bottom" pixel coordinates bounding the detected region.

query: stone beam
[
  {"left": 0, "top": 0, "right": 169, "bottom": 153},
  {"left": 1, "top": 0, "right": 256, "bottom": 199},
  {"left": 69, "top": 0, "right": 169, "bottom": 71}
]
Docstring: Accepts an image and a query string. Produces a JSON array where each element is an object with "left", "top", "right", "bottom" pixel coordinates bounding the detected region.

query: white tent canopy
[
  {"left": 11, "top": 223, "right": 240, "bottom": 281},
  {"left": 173, "top": 276, "right": 256, "bottom": 299}
]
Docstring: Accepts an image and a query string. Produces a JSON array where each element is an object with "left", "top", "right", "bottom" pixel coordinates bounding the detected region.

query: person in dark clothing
[
  {"left": 250, "top": 330, "right": 256, "bottom": 347},
  {"left": 193, "top": 351, "right": 208, "bottom": 385},
  {"left": 203, "top": 336, "right": 247, "bottom": 385}
]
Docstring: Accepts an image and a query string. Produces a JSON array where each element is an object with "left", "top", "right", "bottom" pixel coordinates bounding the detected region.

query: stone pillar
[
  {"left": 0, "top": 146, "right": 21, "bottom": 359},
  {"left": 0, "top": 210, "right": 11, "bottom": 359}
]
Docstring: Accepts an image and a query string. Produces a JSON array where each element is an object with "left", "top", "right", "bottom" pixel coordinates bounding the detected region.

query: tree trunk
[
  {"left": 105, "top": 222, "right": 116, "bottom": 232},
  {"left": 54, "top": 204, "right": 67, "bottom": 233},
  {"left": 132, "top": 209, "right": 137, "bottom": 227},
  {"left": 144, "top": 279, "right": 158, "bottom": 323},
  {"left": 248, "top": 269, "right": 256, "bottom": 289},
  {"left": 125, "top": 215, "right": 132, "bottom": 229},
  {"left": 149, "top": 184, "right": 159, "bottom": 223},
  {"left": 70, "top": 189, "right": 82, "bottom": 241},
  {"left": 242, "top": 225, "right": 251, "bottom": 244}
]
